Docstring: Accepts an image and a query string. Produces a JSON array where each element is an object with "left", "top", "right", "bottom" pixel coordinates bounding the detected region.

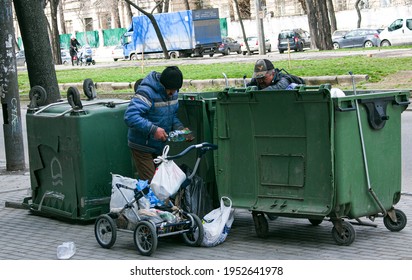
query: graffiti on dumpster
[{"left": 51, "top": 157, "right": 63, "bottom": 187}]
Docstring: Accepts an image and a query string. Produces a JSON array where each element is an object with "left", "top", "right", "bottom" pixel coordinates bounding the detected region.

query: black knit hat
[{"left": 160, "top": 66, "right": 183, "bottom": 90}]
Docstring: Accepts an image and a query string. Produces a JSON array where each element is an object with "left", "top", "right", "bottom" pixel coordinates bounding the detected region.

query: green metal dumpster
[
  {"left": 214, "top": 85, "right": 410, "bottom": 245},
  {"left": 24, "top": 98, "right": 134, "bottom": 222},
  {"left": 169, "top": 92, "right": 219, "bottom": 215}
]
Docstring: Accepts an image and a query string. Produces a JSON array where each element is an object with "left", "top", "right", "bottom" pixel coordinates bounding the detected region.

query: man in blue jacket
[{"left": 124, "top": 66, "right": 186, "bottom": 181}]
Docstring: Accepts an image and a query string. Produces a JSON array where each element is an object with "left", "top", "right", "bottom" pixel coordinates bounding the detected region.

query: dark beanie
[{"left": 160, "top": 66, "right": 183, "bottom": 89}]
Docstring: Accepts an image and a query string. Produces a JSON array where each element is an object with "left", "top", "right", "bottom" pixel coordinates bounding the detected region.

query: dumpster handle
[{"left": 350, "top": 72, "right": 387, "bottom": 216}]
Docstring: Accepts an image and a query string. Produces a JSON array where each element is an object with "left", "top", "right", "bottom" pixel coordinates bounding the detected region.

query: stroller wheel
[
  {"left": 134, "top": 221, "right": 158, "bottom": 256},
  {"left": 94, "top": 214, "right": 117, "bottom": 249},
  {"left": 92, "top": 60, "right": 96, "bottom": 65},
  {"left": 182, "top": 213, "right": 204, "bottom": 246}
]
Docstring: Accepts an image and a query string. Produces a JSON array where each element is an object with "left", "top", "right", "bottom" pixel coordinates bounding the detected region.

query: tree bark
[
  {"left": 124, "top": 1, "right": 133, "bottom": 27},
  {"left": 327, "top": 0, "right": 337, "bottom": 32},
  {"left": 184, "top": 0, "right": 190, "bottom": 10},
  {"left": 163, "top": 0, "right": 169, "bottom": 13},
  {"left": 355, "top": 0, "right": 362, "bottom": 28},
  {"left": 59, "top": 0, "right": 66, "bottom": 34},
  {"left": 14, "top": 0, "right": 61, "bottom": 103},
  {"left": 50, "top": 0, "right": 62, "bottom": 64},
  {"left": 112, "top": 0, "right": 121, "bottom": 28},
  {"left": 0, "top": 0, "right": 26, "bottom": 171},
  {"left": 233, "top": 0, "right": 250, "bottom": 55},
  {"left": 305, "top": 0, "right": 333, "bottom": 50}
]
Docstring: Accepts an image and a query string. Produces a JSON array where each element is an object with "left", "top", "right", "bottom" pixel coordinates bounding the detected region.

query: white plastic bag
[
  {"left": 150, "top": 145, "right": 186, "bottom": 201},
  {"left": 110, "top": 174, "right": 150, "bottom": 223},
  {"left": 201, "top": 196, "right": 234, "bottom": 247}
]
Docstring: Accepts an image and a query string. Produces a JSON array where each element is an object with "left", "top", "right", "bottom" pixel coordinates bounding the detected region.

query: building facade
[{"left": 13, "top": 0, "right": 412, "bottom": 48}]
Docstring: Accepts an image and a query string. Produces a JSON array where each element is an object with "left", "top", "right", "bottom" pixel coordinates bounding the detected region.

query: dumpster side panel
[
  {"left": 334, "top": 93, "right": 406, "bottom": 218},
  {"left": 215, "top": 89, "right": 334, "bottom": 217},
  {"left": 27, "top": 101, "right": 134, "bottom": 221},
  {"left": 169, "top": 93, "right": 220, "bottom": 212},
  {"left": 215, "top": 94, "right": 258, "bottom": 208}
]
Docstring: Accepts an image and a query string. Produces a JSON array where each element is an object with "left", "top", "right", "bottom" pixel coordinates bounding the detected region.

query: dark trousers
[{"left": 131, "top": 148, "right": 157, "bottom": 181}]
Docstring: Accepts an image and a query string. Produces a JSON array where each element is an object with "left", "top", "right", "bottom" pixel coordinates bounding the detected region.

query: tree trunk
[
  {"left": 124, "top": 1, "right": 133, "bottom": 27},
  {"left": 163, "top": 0, "right": 169, "bottom": 13},
  {"left": 305, "top": 0, "right": 333, "bottom": 50},
  {"left": 233, "top": 0, "right": 250, "bottom": 55},
  {"left": 327, "top": 0, "right": 337, "bottom": 32},
  {"left": 59, "top": 0, "right": 66, "bottom": 34},
  {"left": 355, "top": 0, "right": 362, "bottom": 28},
  {"left": 50, "top": 0, "right": 62, "bottom": 64},
  {"left": 184, "top": 0, "right": 190, "bottom": 10},
  {"left": 0, "top": 0, "right": 26, "bottom": 171},
  {"left": 124, "top": 0, "right": 170, "bottom": 59},
  {"left": 112, "top": 0, "right": 121, "bottom": 28},
  {"left": 14, "top": 0, "right": 61, "bottom": 104}
]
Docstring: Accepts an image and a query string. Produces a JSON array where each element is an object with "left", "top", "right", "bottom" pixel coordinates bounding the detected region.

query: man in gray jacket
[{"left": 247, "top": 59, "right": 293, "bottom": 90}]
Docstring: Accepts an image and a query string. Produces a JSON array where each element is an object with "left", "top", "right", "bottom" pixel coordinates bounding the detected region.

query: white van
[{"left": 379, "top": 18, "right": 412, "bottom": 46}]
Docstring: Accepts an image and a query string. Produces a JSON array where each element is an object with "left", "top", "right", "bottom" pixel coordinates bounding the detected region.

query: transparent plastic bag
[{"left": 57, "top": 241, "right": 76, "bottom": 260}]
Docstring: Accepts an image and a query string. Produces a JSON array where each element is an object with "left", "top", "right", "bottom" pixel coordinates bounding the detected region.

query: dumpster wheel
[
  {"left": 331, "top": 221, "right": 356, "bottom": 246},
  {"left": 383, "top": 208, "right": 407, "bottom": 232},
  {"left": 182, "top": 213, "right": 204, "bottom": 247},
  {"left": 67, "top": 86, "right": 83, "bottom": 109},
  {"left": 83, "top": 78, "right": 97, "bottom": 100},
  {"left": 252, "top": 211, "right": 269, "bottom": 238},
  {"left": 94, "top": 214, "right": 117, "bottom": 249},
  {"left": 29, "top": 85, "right": 48, "bottom": 107},
  {"left": 134, "top": 221, "right": 158, "bottom": 256}
]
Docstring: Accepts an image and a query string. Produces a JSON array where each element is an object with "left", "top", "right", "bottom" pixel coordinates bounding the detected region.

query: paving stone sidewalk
[{"left": 0, "top": 169, "right": 411, "bottom": 260}]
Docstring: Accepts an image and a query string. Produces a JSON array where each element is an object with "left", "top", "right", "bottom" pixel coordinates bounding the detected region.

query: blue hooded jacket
[{"left": 124, "top": 71, "right": 184, "bottom": 155}]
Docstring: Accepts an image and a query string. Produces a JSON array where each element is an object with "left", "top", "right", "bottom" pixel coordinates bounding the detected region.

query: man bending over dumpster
[
  {"left": 124, "top": 66, "right": 190, "bottom": 181},
  {"left": 247, "top": 59, "right": 302, "bottom": 90}
]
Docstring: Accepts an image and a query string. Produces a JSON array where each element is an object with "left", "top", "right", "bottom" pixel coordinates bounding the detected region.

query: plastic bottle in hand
[{"left": 168, "top": 128, "right": 194, "bottom": 142}]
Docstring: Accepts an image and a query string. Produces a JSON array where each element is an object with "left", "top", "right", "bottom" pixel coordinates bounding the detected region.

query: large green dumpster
[
  {"left": 169, "top": 92, "right": 219, "bottom": 214},
  {"left": 24, "top": 99, "right": 134, "bottom": 222},
  {"left": 214, "top": 85, "right": 410, "bottom": 245}
]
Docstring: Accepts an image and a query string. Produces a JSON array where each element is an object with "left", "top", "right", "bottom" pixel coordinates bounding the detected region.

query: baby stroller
[
  {"left": 94, "top": 142, "right": 217, "bottom": 256},
  {"left": 78, "top": 45, "right": 95, "bottom": 66}
]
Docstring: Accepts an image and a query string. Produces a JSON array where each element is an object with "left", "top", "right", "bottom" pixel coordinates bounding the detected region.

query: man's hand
[{"left": 154, "top": 127, "right": 168, "bottom": 142}]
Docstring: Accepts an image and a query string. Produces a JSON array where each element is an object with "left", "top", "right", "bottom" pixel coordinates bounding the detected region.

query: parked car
[
  {"left": 278, "top": 29, "right": 311, "bottom": 53},
  {"left": 332, "top": 28, "right": 381, "bottom": 49},
  {"left": 60, "top": 49, "right": 71, "bottom": 64},
  {"left": 240, "top": 36, "right": 272, "bottom": 55},
  {"left": 16, "top": 50, "right": 25, "bottom": 66},
  {"left": 332, "top": 29, "right": 349, "bottom": 40},
  {"left": 112, "top": 45, "right": 124, "bottom": 61},
  {"left": 379, "top": 18, "right": 412, "bottom": 46},
  {"left": 218, "top": 37, "right": 241, "bottom": 55}
]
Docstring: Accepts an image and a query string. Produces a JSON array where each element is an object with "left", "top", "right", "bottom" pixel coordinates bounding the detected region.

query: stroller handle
[{"left": 165, "top": 142, "right": 217, "bottom": 160}]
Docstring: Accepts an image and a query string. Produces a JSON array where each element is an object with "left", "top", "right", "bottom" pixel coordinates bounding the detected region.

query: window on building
[
  {"left": 336, "top": 0, "right": 348, "bottom": 11},
  {"left": 65, "top": 20, "right": 73, "bottom": 35},
  {"left": 380, "top": 0, "right": 391, "bottom": 7},
  {"left": 100, "top": 13, "right": 111, "bottom": 30},
  {"left": 84, "top": 17, "right": 93, "bottom": 31},
  {"left": 274, "top": 0, "right": 285, "bottom": 17},
  {"left": 294, "top": 0, "right": 305, "bottom": 15}
]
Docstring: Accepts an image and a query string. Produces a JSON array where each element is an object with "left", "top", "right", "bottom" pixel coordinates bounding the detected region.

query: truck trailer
[{"left": 122, "top": 8, "right": 222, "bottom": 59}]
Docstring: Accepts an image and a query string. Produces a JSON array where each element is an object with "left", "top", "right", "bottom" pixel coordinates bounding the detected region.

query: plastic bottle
[
  {"left": 168, "top": 129, "right": 193, "bottom": 142},
  {"left": 57, "top": 241, "right": 76, "bottom": 260}
]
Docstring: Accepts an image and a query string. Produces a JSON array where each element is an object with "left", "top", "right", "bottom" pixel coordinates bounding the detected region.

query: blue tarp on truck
[{"left": 123, "top": 9, "right": 222, "bottom": 59}]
